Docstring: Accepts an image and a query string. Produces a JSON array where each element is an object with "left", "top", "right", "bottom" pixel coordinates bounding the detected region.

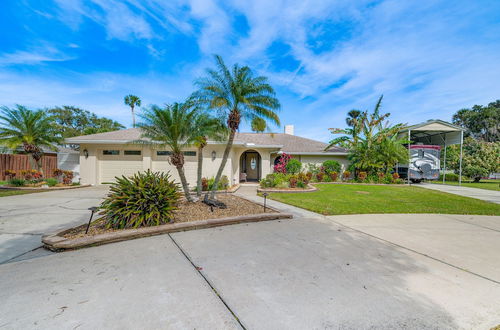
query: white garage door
[{"left": 99, "top": 149, "right": 144, "bottom": 183}]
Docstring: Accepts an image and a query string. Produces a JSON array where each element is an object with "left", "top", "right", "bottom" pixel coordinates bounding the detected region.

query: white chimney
[{"left": 284, "top": 125, "right": 294, "bottom": 135}]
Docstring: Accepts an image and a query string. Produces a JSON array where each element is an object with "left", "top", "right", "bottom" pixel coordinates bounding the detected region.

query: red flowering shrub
[
  {"left": 289, "top": 175, "right": 298, "bottom": 188},
  {"left": 53, "top": 168, "right": 63, "bottom": 177},
  {"left": 62, "top": 170, "right": 74, "bottom": 185},
  {"left": 273, "top": 153, "right": 291, "bottom": 173}
]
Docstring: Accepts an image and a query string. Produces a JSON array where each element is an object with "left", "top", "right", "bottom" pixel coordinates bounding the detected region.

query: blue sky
[{"left": 1, "top": 0, "right": 499, "bottom": 142}]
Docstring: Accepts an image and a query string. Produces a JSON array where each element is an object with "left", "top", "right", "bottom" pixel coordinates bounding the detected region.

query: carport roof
[
  {"left": 398, "top": 119, "right": 464, "bottom": 146},
  {"left": 65, "top": 128, "right": 348, "bottom": 155}
]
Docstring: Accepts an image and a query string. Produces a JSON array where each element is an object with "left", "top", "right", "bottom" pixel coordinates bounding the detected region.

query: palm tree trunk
[
  {"left": 176, "top": 165, "right": 194, "bottom": 202},
  {"left": 131, "top": 105, "right": 135, "bottom": 128},
  {"left": 196, "top": 146, "right": 203, "bottom": 197},
  {"left": 209, "top": 129, "right": 236, "bottom": 199}
]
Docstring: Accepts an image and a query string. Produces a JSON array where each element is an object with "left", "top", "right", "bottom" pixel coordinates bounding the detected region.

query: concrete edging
[
  {"left": 0, "top": 184, "right": 91, "bottom": 191},
  {"left": 42, "top": 212, "right": 293, "bottom": 251},
  {"left": 257, "top": 184, "right": 317, "bottom": 193}
]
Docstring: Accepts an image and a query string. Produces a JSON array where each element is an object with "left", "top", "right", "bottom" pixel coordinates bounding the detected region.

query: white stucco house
[{"left": 66, "top": 125, "right": 349, "bottom": 186}]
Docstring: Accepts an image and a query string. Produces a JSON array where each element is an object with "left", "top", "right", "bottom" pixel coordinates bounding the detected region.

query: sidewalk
[{"left": 419, "top": 183, "right": 500, "bottom": 204}]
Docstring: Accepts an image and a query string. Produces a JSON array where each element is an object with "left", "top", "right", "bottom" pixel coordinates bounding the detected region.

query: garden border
[
  {"left": 0, "top": 184, "right": 91, "bottom": 191},
  {"left": 257, "top": 184, "right": 317, "bottom": 193},
  {"left": 42, "top": 211, "right": 292, "bottom": 251}
]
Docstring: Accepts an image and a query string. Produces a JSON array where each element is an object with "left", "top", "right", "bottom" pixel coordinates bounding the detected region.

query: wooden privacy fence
[{"left": 0, "top": 154, "right": 58, "bottom": 180}]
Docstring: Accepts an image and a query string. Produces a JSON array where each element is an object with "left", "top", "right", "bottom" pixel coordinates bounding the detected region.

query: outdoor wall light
[
  {"left": 211, "top": 150, "right": 216, "bottom": 161},
  {"left": 83, "top": 149, "right": 89, "bottom": 159}
]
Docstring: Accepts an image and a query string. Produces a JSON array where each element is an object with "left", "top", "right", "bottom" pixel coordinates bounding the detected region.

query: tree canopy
[
  {"left": 47, "top": 106, "right": 124, "bottom": 138},
  {"left": 452, "top": 100, "right": 499, "bottom": 142}
]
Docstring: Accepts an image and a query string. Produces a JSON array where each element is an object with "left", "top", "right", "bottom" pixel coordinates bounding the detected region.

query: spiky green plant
[{"left": 100, "top": 170, "right": 180, "bottom": 229}]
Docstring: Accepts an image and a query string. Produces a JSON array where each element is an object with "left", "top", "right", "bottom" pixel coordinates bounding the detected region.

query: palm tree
[
  {"left": 124, "top": 94, "right": 141, "bottom": 127},
  {"left": 136, "top": 102, "right": 198, "bottom": 202},
  {"left": 251, "top": 117, "right": 267, "bottom": 133},
  {"left": 192, "top": 55, "right": 281, "bottom": 199},
  {"left": 345, "top": 109, "right": 361, "bottom": 127},
  {"left": 192, "top": 113, "right": 227, "bottom": 196},
  {"left": 0, "top": 105, "right": 61, "bottom": 174}
]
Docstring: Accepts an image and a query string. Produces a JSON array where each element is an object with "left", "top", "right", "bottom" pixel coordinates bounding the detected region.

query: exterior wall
[{"left": 57, "top": 152, "right": 80, "bottom": 182}]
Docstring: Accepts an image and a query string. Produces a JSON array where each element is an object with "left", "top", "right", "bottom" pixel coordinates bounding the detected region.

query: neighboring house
[{"left": 66, "top": 125, "right": 349, "bottom": 186}]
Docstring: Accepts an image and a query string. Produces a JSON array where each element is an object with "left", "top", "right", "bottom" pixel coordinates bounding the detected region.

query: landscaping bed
[
  {"left": 257, "top": 184, "right": 317, "bottom": 193},
  {"left": 43, "top": 194, "right": 292, "bottom": 250},
  {"left": 0, "top": 184, "right": 89, "bottom": 190}
]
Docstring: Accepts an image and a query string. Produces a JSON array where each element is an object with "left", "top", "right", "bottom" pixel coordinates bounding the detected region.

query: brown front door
[{"left": 243, "top": 152, "right": 260, "bottom": 181}]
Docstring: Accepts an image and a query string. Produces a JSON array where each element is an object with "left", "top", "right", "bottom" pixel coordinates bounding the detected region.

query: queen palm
[
  {"left": 136, "top": 102, "right": 198, "bottom": 202},
  {"left": 251, "top": 117, "right": 267, "bottom": 133},
  {"left": 192, "top": 113, "right": 227, "bottom": 197},
  {"left": 0, "top": 105, "right": 61, "bottom": 174},
  {"left": 124, "top": 94, "right": 141, "bottom": 127},
  {"left": 193, "top": 55, "right": 281, "bottom": 199}
]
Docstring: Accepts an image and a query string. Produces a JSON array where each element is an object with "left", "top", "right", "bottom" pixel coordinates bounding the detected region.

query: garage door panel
[{"left": 99, "top": 159, "right": 144, "bottom": 183}]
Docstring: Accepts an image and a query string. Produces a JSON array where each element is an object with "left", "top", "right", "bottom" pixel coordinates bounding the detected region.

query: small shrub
[
  {"left": 383, "top": 173, "right": 393, "bottom": 184},
  {"left": 205, "top": 175, "right": 230, "bottom": 190},
  {"left": 342, "top": 170, "right": 351, "bottom": 181},
  {"left": 323, "top": 160, "right": 341, "bottom": 174},
  {"left": 298, "top": 172, "right": 309, "bottom": 184},
  {"left": 438, "top": 173, "right": 459, "bottom": 181},
  {"left": 100, "top": 170, "right": 180, "bottom": 229},
  {"left": 201, "top": 177, "right": 209, "bottom": 191},
  {"left": 305, "top": 172, "right": 313, "bottom": 181},
  {"left": 274, "top": 153, "right": 291, "bottom": 173},
  {"left": 392, "top": 173, "right": 400, "bottom": 181},
  {"left": 289, "top": 175, "right": 298, "bottom": 188},
  {"left": 219, "top": 175, "right": 229, "bottom": 189},
  {"left": 286, "top": 159, "right": 302, "bottom": 174},
  {"left": 46, "top": 178, "right": 58, "bottom": 187},
  {"left": 329, "top": 171, "right": 338, "bottom": 182},
  {"left": 4, "top": 170, "right": 16, "bottom": 179},
  {"left": 305, "top": 163, "right": 320, "bottom": 175},
  {"left": 316, "top": 172, "right": 324, "bottom": 182},
  {"left": 358, "top": 171, "right": 367, "bottom": 182},
  {"left": 377, "top": 172, "right": 385, "bottom": 183},
  {"left": 53, "top": 168, "right": 63, "bottom": 177},
  {"left": 297, "top": 181, "right": 307, "bottom": 188},
  {"left": 9, "top": 178, "right": 26, "bottom": 187},
  {"left": 62, "top": 170, "right": 74, "bottom": 185}
]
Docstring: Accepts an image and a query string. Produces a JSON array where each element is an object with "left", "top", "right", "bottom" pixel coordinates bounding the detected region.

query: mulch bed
[{"left": 63, "top": 194, "right": 274, "bottom": 239}]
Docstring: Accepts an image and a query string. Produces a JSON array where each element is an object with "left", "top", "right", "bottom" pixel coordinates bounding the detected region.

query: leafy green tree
[
  {"left": 0, "top": 105, "right": 62, "bottom": 174},
  {"left": 192, "top": 55, "right": 281, "bottom": 199},
  {"left": 136, "top": 102, "right": 199, "bottom": 202},
  {"left": 47, "top": 106, "right": 124, "bottom": 138},
  {"left": 251, "top": 117, "right": 267, "bottom": 132},
  {"left": 445, "top": 137, "right": 499, "bottom": 182},
  {"left": 192, "top": 113, "right": 227, "bottom": 197},
  {"left": 452, "top": 100, "right": 499, "bottom": 142},
  {"left": 124, "top": 94, "right": 142, "bottom": 127},
  {"left": 326, "top": 96, "right": 408, "bottom": 175}
]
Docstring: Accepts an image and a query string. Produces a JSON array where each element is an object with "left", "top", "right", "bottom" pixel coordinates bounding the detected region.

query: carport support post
[
  {"left": 458, "top": 130, "right": 463, "bottom": 186},
  {"left": 407, "top": 129, "right": 411, "bottom": 185},
  {"left": 442, "top": 139, "right": 447, "bottom": 184}
]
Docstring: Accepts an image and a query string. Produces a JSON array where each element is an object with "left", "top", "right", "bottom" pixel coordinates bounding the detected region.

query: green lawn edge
[{"left": 268, "top": 184, "right": 500, "bottom": 216}]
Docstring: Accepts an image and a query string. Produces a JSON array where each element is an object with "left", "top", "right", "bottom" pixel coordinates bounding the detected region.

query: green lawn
[
  {"left": 431, "top": 179, "right": 500, "bottom": 192},
  {"left": 268, "top": 184, "right": 500, "bottom": 216},
  {"left": 0, "top": 189, "right": 48, "bottom": 197}
]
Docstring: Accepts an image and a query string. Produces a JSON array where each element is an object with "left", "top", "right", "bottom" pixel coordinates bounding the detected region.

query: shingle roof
[{"left": 66, "top": 128, "right": 347, "bottom": 154}]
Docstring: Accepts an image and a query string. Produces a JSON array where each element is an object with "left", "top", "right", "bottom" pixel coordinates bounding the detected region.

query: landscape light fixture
[
  {"left": 211, "top": 150, "right": 216, "bottom": 161},
  {"left": 83, "top": 149, "right": 89, "bottom": 159},
  {"left": 85, "top": 206, "right": 98, "bottom": 234},
  {"left": 263, "top": 192, "right": 269, "bottom": 212}
]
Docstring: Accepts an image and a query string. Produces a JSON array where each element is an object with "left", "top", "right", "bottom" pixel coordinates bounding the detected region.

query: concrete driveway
[
  {"left": 0, "top": 186, "right": 109, "bottom": 264},
  {"left": 0, "top": 189, "right": 499, "bottom": 329}
]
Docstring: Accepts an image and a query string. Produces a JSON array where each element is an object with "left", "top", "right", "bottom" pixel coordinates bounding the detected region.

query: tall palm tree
[
  {"left": 136, "top": 102, "right": 198, "bottom": 202},
  {"left": 251, "top": 117, "right": 267, "bottom": 133},
  {"left": 345, "top": 109, "right": 361, "bottom": 127},
  {"left": 124, "top": 94, "right": 141, "bottom": 127},
  {"left": 192, "top": 113, "right": 228, "bottom": 196},
  {"left": 192, "top": 55, "right": 281, "bottom": 199},
  {"left": 0, "top": 105, "right": 61, "bottom": 174}
]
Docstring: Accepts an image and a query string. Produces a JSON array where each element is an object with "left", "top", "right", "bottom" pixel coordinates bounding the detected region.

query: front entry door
[{"left": 244, "top": 152, "right": 259, "bottom": 180}]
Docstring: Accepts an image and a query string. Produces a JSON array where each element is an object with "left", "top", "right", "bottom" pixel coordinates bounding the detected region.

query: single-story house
[{"left": 66, "top": 125, "right": 349, "bottom": 186}]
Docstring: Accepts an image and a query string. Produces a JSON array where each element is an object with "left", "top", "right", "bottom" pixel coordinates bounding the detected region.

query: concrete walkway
[{"left": 419, "top": 182, "right": 500, "bottom": 204}]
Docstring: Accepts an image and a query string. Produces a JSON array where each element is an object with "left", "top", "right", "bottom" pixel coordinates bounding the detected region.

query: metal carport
[{"left": 398, "top": 119, "right": 465, "bottom": 185}]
